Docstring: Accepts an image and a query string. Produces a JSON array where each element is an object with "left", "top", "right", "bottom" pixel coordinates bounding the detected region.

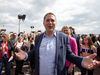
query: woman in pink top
[{"left": 61, "top": 26, "right": 77, "bottom": 75}]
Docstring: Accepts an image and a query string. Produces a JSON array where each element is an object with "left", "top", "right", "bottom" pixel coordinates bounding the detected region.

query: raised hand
[
  {"left": 15, "top": 47, "right": 26, "bottom": 60},
  {"left": 82, "top": 53, "right": 100, "bottom": 70}
]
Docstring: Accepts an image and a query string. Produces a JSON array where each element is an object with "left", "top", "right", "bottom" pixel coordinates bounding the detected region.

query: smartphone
[
  {"left": 32, "top": 38, "right": 34, "bottom": 40},
  {"left": 38, "top": 30, "right": 41, "bottom": 32},
  {"left": 20, "top": 32, "right": 23, "bottom": 34},
  {"left": 10, "top": 32, "right": 13, "bottom": 33},
  {"left": 32, "top": 31, "right": 35, "bottom": 33},
  {"left": 1, "top": 29, "right": 6, "bottom": 31}
]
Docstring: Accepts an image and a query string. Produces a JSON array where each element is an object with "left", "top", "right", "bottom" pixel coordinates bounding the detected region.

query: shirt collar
[{"left": 43, "top": 31, "right": 56, "bottom": 37}]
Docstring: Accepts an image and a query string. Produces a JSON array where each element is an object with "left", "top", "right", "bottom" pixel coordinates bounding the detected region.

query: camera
[
  {"left": 1, "top": 29, "right": 6, "bottom": 31},
  {"left": 32, "top": 31, "right": 35, "bottom": 33},
  {"left": 4, "top": 54, "right": 7, "bottom": 58}
]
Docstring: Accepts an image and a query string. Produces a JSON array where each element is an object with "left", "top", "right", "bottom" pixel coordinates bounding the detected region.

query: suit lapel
[
  {"left": 37, "top": 33, "right": 44, "bottom": 59},
  {"left": 35, "top": 33, "right": 44, "bottom": 75},
  {"left": 55, "top": 31, "right": 61, "bottom": 75}
]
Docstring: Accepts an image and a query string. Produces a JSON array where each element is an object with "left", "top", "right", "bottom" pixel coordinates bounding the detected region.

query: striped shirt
[{"left": 80, "top": 45, "right": 95, "bottom": 57}]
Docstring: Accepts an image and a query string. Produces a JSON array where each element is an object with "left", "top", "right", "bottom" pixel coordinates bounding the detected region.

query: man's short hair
[
  {"left": 43, "top": 12, "right": 56, "bottom": 22},
  {"left": 69, "top": 26, "right": 74, "bottom": 30}
]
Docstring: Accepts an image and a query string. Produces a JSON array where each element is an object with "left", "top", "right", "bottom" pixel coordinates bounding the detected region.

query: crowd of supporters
[
  {"left": 0, "top": 27, "right": 100, "bottom": 75},
  {"left": 0, "top": 29, "right": 42, "bottom": 75}
]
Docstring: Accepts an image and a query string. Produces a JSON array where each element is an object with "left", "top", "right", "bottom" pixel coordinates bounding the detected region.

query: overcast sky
[{"left": 0, "top": 0, "right": 100, "bottom": 35}]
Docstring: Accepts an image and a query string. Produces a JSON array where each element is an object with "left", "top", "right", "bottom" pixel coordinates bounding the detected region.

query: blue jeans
[
  {"left": 0, "top": 59, "right": 3, "bottom": 75},
  {"left": 3, "top": 58, "right": 11, "bottom": 75}
]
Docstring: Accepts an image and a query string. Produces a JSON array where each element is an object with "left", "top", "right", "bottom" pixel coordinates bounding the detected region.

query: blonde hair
[
  {"left": 3, "top": 34, "right": 10, "bottom": 42},
  {"left": 83, "top": 36, "right": 93, "bottom": 53},
  {"left": 23, "top": 35, "right": 28, "bottom": 40},
  {"left": 18, "top": 36, "right": 22, "bottom": 39},
  {"left": 61, "top": 26, "right": 71, "bottom": 36}
]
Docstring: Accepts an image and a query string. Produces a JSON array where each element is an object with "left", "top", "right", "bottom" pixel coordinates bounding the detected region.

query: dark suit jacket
[
  {"left": 27, "top": 31, "right": 85, "bottom": 75},
  {"left": 72, "top": 34, "right": 80, "bottom": 56}
]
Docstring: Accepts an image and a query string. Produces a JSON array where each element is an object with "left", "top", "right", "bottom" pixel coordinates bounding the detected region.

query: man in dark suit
[{"left": 15, "top": 12, "right": 100, "bottom": 75}]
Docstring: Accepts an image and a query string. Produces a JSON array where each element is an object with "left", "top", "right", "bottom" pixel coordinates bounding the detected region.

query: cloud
[{"left": 0, "top": 0, "right": 100, "bottom": 35}]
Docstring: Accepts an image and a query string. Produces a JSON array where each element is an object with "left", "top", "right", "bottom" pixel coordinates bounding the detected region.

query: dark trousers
[
  {"left": 0, "top": 59, "right": 3, "bottom": 75},
  {"left": 10, "top": 58, "right": 14, "bottom": 68},
  {"left": 15, "top": 59, "right": 23, "bottom": 75},
  {"left": 30, "top": 60, "right": 34, "bottom": 69},
  {"left": 81, "top": 69, "right": 94, "bottom": 75},
  {"left": 3, "top": 58, "right": 11, "bottom": 75},
  {"left": 66, "top": 67, "right": 75, "bottom": 75},
  {"left": 30, "top": 57, "right": 35, "bottom": 70}
]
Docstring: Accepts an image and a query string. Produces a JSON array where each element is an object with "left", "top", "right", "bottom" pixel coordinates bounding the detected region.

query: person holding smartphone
[{"left": 0, "top": 34, "right": 14, "bottom": 75}]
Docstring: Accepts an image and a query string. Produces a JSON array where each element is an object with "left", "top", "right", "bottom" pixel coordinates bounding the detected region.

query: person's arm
[
  {"left": 8, "top": 41, "right": 15, "bottom": 62},
  {"left": 0, "top": 29, "right": 2, "bottom": 33},
  {"left": 8, "top": 50, "right": 14, "bottom": 62},
  {"left": 30, "top": 31, "right": 32, "bottom": 37},
  {"left": 14, "top": 41, "right": 18, "bottom": 49},
  {"left": 18, "top": 32, "right": 21, "bottom": 36},
  {"left": 80, "top": 46, "right": 83, "bottom": 56},
  {"left": 11, "top": 50, "right": 14, "bottom": 57},
  {"left": 93, "top": 46, "right": 97, "bottom": 53},
  {"left": 68, "top": 63, "right": 74, "bottom": 74},
  {"left": 26, "top": 41, "right": 30, "bottom": 49}
]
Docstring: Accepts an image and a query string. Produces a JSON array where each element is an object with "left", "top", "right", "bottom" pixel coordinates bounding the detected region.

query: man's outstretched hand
[
  {"left": 82, "top": 53, "right": 100, "bottom": 70},
  {"left": 15, "top": 47, "right": 26, "bottom": 60}
]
